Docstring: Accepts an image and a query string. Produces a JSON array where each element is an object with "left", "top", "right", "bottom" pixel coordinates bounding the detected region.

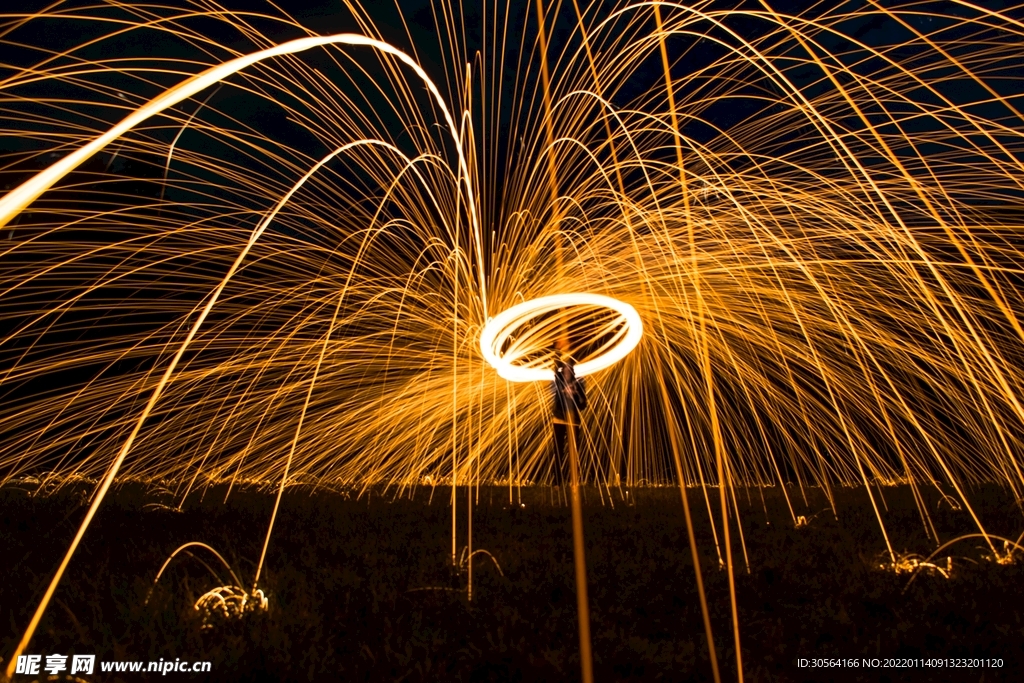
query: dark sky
[
  {"left": 4, "top": 0, "right": 1023, "bottom": 152},
  {"left": 2, "top": 1, "right": 1023, "bottom": 207},
  {"left": 24, "top": 3, "right": 1024, "bottom": 112}
]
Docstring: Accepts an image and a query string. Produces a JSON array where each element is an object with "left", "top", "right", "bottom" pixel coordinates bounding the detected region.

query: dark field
[{"left": 2, "top": 482, "right": 1023, "bottom": 682}]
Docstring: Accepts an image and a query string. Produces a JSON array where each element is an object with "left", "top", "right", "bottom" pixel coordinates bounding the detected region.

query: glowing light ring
[{"left": 479, "top": 293, "right": 643, "bottom": 383}]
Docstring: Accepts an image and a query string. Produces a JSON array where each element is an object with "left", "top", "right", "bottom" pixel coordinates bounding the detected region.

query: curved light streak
[
  {"left": 0, "top": 31, "right": 489, "bottom": 313},
  {"left": 479, "top": 293, "right": 643, "bottom": 383},
  {"left": 3, "top": 2, "right": 1024, "bottom": 678}
]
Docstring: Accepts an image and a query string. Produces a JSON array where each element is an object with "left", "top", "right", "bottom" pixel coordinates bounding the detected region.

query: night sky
[{"left": 5, "top": 0, "right": 1023, "bottom": 234}]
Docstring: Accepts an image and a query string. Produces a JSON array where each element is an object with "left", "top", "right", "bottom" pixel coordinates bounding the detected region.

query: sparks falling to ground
[{"left": 2, "top": 1, "right": 1024, "bottom": 680}]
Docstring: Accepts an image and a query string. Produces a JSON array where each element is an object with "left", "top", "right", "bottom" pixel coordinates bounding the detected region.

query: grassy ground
[{"left": 2, "top": 481, "right": 1022, "bottom": 682}]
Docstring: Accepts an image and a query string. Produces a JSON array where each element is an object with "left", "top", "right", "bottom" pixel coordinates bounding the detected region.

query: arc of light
[
  {"left": 0, "top": 32, "right": 488, "bottom": 314},
  {"left": 621, "top": 0, "right": 920, "bottom": 564},
  {"left": 755, "top": 0, "right": 999, "bottom": 559},
  {"left": 479, "top": 293, "right": 643, "bottom": 383},
  {"left": 564, "top": 0, "right": 722, "bottom": 664},
  {"left": 161, "top": 84, "right": 222, "bottom": 200},
  {"left": 776, "top": 0, "right": 1024, "bottom": 495},
  {"left": 3, "top": 136, "right": 417, "bottom": 679},
  {"left": 651, "top": 5, "right": 740, "bottom": 680}
]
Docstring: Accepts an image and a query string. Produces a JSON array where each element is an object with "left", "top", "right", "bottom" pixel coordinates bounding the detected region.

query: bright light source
[{"left": 479, "top": 293, "right": 643, "bottom": 382}]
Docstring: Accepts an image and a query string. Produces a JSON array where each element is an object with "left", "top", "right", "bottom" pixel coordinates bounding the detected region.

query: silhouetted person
[{"left": 552, "top": 351, "right": 586, "bottom": 487}]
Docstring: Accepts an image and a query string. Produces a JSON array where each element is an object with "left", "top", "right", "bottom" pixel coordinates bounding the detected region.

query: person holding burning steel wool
[{"left": 551, "top": 344, "right": 587, "bottom": 488}]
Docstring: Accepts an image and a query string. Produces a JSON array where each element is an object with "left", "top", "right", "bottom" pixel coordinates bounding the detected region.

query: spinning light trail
[
  {"left": 2, "top": 0, "right": 1024, "bottom": 680},
  {"left": 478, "top": 293, "right": 643, "bottom": 382}
]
